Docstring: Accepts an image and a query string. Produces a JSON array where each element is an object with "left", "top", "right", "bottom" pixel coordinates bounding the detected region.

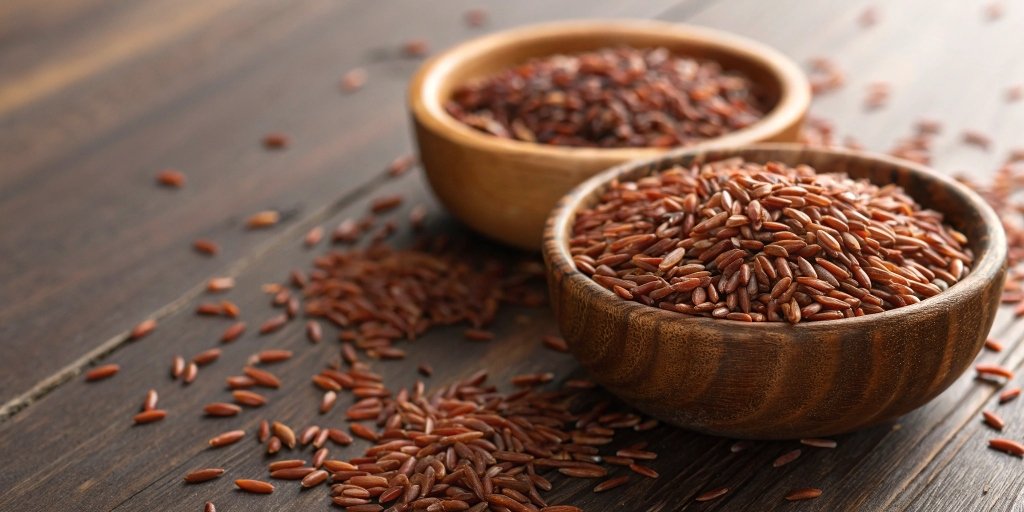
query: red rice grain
[
  {"left": 341, "top": 68, "right": 367, "bottom": 93},
  {"left": 963, "top": 130, "right": 992, "bottom": 150},
  {"left": 183, "top": 362, "right": 198, "bottom": 384},
  {"left": 695, "top": 487, "right": 729, "bottom": 502},
  {"left": 306, "top": 320, "right": 322, "bottom": 343},
  {"left": 773, "top": 449, "right": 802, "bottom": 468},
  {"left": 273, "top": 421, "right": 297, "bottom": 449},
  {"left": 977, "top": 364, "right": 1014, "bottom": 380},
  {"left": 262, "top": 133, "right": 289, "bottom": 150},
  {"left": 130, "top": 319, "right": 157, "bottom": 340},
  {"left": 808, "top": 57, "right": 844, "bottom": 96},
  {"left": 204, "top": 402, "right": 242, "bottom": 417},
  {"left": 171, "top": 356, "right": 185, "bottom": 379},
  {"left": 313, "top": 429, "right": 331, "bottom": 449},
  {"left": 344, "top": 505, "right": 383, "bottom": 512},
  {"left": 226, "top": 376, "right": 256, "bottom": 389},
  {"left": 409, "top": 205, "right": 427, "bottom": 229},
  {"left": 1007, "top": 84, "right": 1023, "bottom": 103},
  {"left": 233, "top": 390, "right": 267, "bottom": 407},
  {"left": 730, "top": 440, "right": 754, "bottom": 453},
  {"left": 209, "top": 430, "right": 246, "bottom": 447},
  {"left": 800, "top": 438, "right": 837, "bottom": 449},
  {"left": 370, "top": 195, "right": 403, "bottom": 213},
  {"left": 305, "top": 226, "right": 324, "bottom": 247},
  {"left": 387, "top": 154, "right": 415, "bottom": 177},
  {"left": 983, "top": 410, "right": 1006, "bottom": 430},
  {"left": 85, "top": 364, "right": 119, "bottom": 382},
  {"left": 184, "top": 468, "right": 225, "bottom": 483},
  {"left": 206, "top": 277, "right": 235, "bottom": 293},
  {"left": 193, "top": 239, "right": 219, "bottom": 256},
  {"left": 247, "top": 210, "right": 281, "bottom": 229},
  {"left": 635, "top": 419, "right": 659, "bottom": 431},
  {"left": 312, "top": 374, "right": 341, "bottom": 392},
  {"left": 785, "top": 488, "right": 823, "bottom": 501},
  {"left": 259, "top": 314, "right": 288, "bottom": 335},
  {"left": 864, "top": 82, "right": 889, "bottom": 110},
  {"left": 985, "top": 338, "right": 1005, "bottom": 352},
  {"left": 133, "top": 409, "right": 167, "bottom": 424},
  {"left": 542, "top": 335, "right": 570, "bottom": 353},
  {"left": 989, "top": 438, "right": 1024, "bottom": 456},
  {"left": 270, "top": 467, "right": 314, "bottom": 480},
  {"left": 301, "top": 469, "right": 329, "bottom": 488},
  {"left": 593, "top": 476, "right": 630, "bottom": 493},
  {"left": 142, "top": 389, "right": 158, "bottom": 411},
  {"left": 320, "top": 390, "right": 337, "bottom": 414},
  {"left": 254, "top": 349, "right": 292, "bottom": 364},
  {"left": 327, "top": 428, "right": 353, "bottom": 446},
  {"left": 235, "top": 479, "right": 274, "bottom": 494},
  {"left": 402, "top": 39, "right": 429, "bottom": 57},
  {"left": 266, "top": 436, "right": 282, "bottom": 454},
  {"left": 464, "top": 8, "right": 487, "bottom": 27},
  {"left": 269, "top": 460, "right": 305, "bottom": 471},
  {"left": 628, "top": 464, "right": 659, "bottom": 479},
  {"left": 985, "top": 2, "right": 1005, "bottom": 21},
  {"left": 220, "top": 300, "right": 240, "bottom": 317},
  {"left": 155, "top": 169, "right": 185, "bottom": 188},
  {"left": 300, "top": 426, "right": 320, "bottom": 446},
  {"left": 349, "top": 423, "right": 378, "bottom": 441},
  {"left": 616, "top": 448, "right": 657, "bottom": 460},
  {"left": 858, "top": 6, "right": 879, "bottom": 27},
  {"left": 221, "top": 322, "right": 246, "bottom": 343},
  {"left": 195, "top": 303, "right": 222, "bottom": 316},
  {"left": 1000, "top": 387, "right": 1021, "bottom": 404},
  {"left": 312, "top": 447, "right": 328, "bottom": 468},
  {"left": 192, "top": 348, "right": 221, "bottom": 366}
]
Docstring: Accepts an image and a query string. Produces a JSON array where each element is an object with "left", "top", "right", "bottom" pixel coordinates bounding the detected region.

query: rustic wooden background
[{"left": 1, "top": 0, "right": 1022, "bottom": 510}]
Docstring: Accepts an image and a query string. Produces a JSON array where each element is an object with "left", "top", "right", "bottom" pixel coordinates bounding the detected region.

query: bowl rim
[
  {"left": 542, "top": 142, "right": 1008, "bottom": 332},
  {"left": 408, "top": 19, "right": 812, "bottom": 161}
]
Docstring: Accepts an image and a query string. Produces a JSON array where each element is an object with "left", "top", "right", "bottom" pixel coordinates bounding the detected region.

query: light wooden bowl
[
  {"left": 409, "top": 20, "right": 811, "bottom": 250},
  {"left": 542, "top": 144, "right": 1007, "bottom": 439}
]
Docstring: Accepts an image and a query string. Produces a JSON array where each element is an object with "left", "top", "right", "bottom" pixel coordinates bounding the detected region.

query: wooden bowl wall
[
  {"left": 542, "top": 143, "right": 1007, "bottom": 439},
  {"left": 409, "top": 20, "right": 811, "bottom": 249}
]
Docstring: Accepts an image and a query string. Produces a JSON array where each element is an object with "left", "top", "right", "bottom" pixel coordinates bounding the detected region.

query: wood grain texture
[
  {"left": 411, "top": 19, "right": 809, "bottom": 249},
  {"left": 3, "top": 0, "right": 1024, "bottom": 510},
  {"left": 543, "top": 144, "right": 1007, "bottom": 439},
  {"left": 0, "top": 0, "right": 678, "bottom": 409}
]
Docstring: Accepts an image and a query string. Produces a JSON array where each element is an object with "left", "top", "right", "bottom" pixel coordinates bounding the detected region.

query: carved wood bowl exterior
[
  {"left": 409, "top": 19, "right": 810, "bottom": 250},
  {"left": 542, "top": 144, "right": 1007, "bottom": 439}
]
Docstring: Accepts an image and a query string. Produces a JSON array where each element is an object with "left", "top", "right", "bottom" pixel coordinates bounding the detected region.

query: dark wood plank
[
  {"left": 3, "top": 0, "right": 1023, "bottom": 510},
  {"left": 0, "top": 0, "right": 677, "bottom": 410},
  {"left": 0, "top": 0, "right": 408, "bottom": 409}
]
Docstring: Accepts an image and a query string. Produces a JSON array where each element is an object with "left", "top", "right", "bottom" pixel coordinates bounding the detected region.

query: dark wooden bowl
[{"left": 542, "top": 144, "right": 1007, "bottom": 439}]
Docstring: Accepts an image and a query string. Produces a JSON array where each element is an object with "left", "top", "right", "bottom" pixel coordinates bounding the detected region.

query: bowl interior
[
  {"left": 548, "top": 143, "right": 1005, "bottom": 331},
  {"left": 417, "top": 21, "right": 807, "bottom": 155}
]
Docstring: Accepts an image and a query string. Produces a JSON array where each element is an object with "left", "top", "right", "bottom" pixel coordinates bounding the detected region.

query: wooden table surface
[{"left": 2, "top": 0, "right": 1023, "bottom": 510}]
